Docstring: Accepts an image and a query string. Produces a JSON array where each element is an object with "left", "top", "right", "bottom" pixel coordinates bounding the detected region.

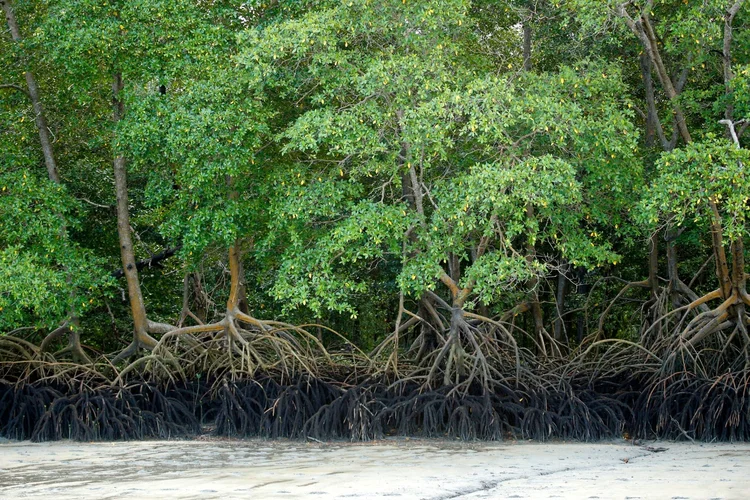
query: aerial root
[
  {"left": 106, "top": 309, "right": 332, "bottom": 382},
  {"left": 678, "top": 292, "right": 745, "bottom": 348},
  {"left": 422, "top": 326, "right": 513, "bottom": 392},
  {"left": 635, "top": 369, "right": 750, "bottom": 441},
  {"left": 5, "top": 356, "right": 743, "bottom": 443}
]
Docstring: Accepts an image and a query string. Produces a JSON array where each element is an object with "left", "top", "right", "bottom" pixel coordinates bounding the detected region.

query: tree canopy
[{"left": 2, "top": 0, "right": 750, "bottom": 442}]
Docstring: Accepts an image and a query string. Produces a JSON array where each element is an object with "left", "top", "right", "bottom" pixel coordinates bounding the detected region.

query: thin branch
[
  {"left": 111, "top": 244, "right": 182, "bottom": 278},
  {"left": 0, "top": 83, "right": 29, "bottom": 97},
  {"left": 77, "top": 197, "right": 112, "bottom": 209}
]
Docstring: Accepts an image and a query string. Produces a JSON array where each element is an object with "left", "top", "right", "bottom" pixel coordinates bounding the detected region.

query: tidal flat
[{"left": 1, "top": 439, "right": 749, "bottom": 499}]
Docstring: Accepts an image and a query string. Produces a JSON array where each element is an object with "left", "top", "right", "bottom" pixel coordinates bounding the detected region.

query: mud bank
[{"left": 0, "top": 439, "right": 748, "bottom": 499}]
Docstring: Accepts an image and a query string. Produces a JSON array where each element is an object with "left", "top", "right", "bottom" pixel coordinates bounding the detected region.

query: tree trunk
[
  {"left": 522, "top": 22, "right": 532, "bottom": 72},
  {"left": 709, "top": 203, "right": 733, "bottom": 300},
  {"left": 1, "top": 0, "right": 58, "bottom": 182},
  {"left": 3, "top": 0, "right": 91, "bottom": 361},
  {"left": 227, "top": 243, "right": 243, "bottom": 312},
  {"left": 524, "top": 204, "right": 548, "bottom": 354},
  {"left": 639, "top": 15, "right": 692, "bottom": 145},
  {"left": 616, "top": 5, "right": 691, "bottom": 145},
  {"left": 648, "top": 233, "right": 660, "bottom": 300},
  {"left": 665, "top": 229, "right": 682, "bottom": 308},
  {"left": 554, "top": 264, "right": 568, "bottom": 342},
  {"left": 112, "top": 73, "right": 157, "bottom": 354}
]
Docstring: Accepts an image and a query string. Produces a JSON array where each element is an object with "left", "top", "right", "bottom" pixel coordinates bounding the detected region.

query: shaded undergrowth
[
  {"left": 0, "top": 366, "right": 680, "bottom": 444},
  {"left": 2, "top": 371, "right": 749, "bottom": 442},
  {"left": 1, "top": 374, "right": 634, "bottom": 442},
  {"left": 2, "top": 335, "right": 750, "bottom": 442}
]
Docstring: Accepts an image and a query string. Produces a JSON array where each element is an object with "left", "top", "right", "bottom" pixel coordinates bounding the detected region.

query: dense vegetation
[{"left": 2, "top": 0, "right": 750, "bottom": 441}]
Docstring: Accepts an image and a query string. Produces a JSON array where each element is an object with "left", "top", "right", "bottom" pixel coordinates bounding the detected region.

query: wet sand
[{"left": 0, "top": 439, "right": 748, "bottom": 499}]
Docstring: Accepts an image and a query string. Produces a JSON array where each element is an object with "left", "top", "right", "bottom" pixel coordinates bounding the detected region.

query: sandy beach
[{"left": 0, "top": 439, "right": 748, "bottom": 499}]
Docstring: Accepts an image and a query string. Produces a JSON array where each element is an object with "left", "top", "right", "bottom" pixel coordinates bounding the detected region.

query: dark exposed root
[
  {"left": 27, "top": 380, "right": 199, "bottom": 441},
  {"left": 372, "top": 382, "right": 516, "bottom": 440},
  {"left": 127, "top": 381, "right": 202, "bottom": 437},
  {"left": 305, "top": 384, "right": 387, "bottom": 440},
  {"left": 302, "top": 377, "right": 628, "bottom": 441},
  {"left": 0, "top": 365, "right": 633, "bottom": 443},
  {"left": 0, "top": 383, "right": 62, "bottom": 440},
  {"left": 31, "top": 387, "right": 144, "bottom": 441},
  {"left": 0, "top": 378, "right": 202, "bottom": 442},
  {"left": 2, "top": 313, "right": 749, "bottom": 443},
  {"left": 212, "top": 376, "right": 341, "bottom": 438},
  {"left": 211, "top": 378, "right": 274, "bottom": 436},
  {"left": 634, "top": 370, "right": 750, "bottom": 441}
]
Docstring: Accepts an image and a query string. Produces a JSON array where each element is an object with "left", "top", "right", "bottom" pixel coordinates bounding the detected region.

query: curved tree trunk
[
  {"left": 3, "top": 0, "right": 89, "bottom": 362},
  {"left": 111, "top": 73, "right": 162, "bottom": 362},
  {"left": 1, "top": 0, "right": 58, "bottom": 181},
  {"left": 616, "top": 0, "right": 748, "bottom": 350}
]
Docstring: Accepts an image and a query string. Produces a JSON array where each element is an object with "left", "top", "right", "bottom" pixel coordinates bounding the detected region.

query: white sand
[{"left": 0, "top": 439, "right": 748, "bottom": 499}]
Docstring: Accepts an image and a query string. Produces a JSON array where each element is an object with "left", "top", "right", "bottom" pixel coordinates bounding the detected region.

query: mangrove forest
[{"left": 2, "top": 0, "right": 750, "bottom": 442}]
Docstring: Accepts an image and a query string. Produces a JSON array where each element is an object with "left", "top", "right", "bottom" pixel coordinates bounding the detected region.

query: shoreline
[{"left": 1, "top": 439, "right": 748, "bottom": 499}]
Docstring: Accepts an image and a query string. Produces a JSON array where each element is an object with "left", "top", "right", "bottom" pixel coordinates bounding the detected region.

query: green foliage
[
  {"left": 240, "top": 0, "right": 638, "bottom": 319},
  {"left": 642, "top": 139, "right": 750, "bottom": 239},
  {"left": 123, "top": 75, "right": 269, "bottom": 260},
  {"left": 1, "top": 0, "right": 747, "bottom": 356},
  {"left": 0, "top": 169, "right": 110, "bottom": 330}
]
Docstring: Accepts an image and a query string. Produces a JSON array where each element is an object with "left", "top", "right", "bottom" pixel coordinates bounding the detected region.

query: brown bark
[
  {"left": 554, "top": 264, "right": 568, "bottom": 342},
  {"left": 237, "top": 257, "right": 251, "bottom": 317},
  {"left": 616, "top": 2, "right": 691, "bottom": 145},
  {"left": 1, "top": 0, "right": 58, "bottom": 182},
  {"left": 709, "top": 202, "right": 733, "bottom": 300},
  {"left": 112, "top": 73, "right": 158, "bottom": 359},
  {"left": 639, "top": 54, "right": 674, "bottom": 150},
  {"left": 227, "top": 244, "right": 243, "bottom": 311},
  {"left": 3, "top": 1, "right": 91, "bottom": 361},
  {"left": 640, "top": 15, "right": 691, "bottom": 144},
  {"left": 522, "top": 22, "right": 532, "bottom": 72}
]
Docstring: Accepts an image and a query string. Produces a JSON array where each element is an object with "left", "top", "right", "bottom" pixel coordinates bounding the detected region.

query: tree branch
[
  {"left": 723, "top": 0, "right": 746, "bottom": 121},
  {"left": 111, "top": 245, "right": 181, "bottom": 278},
  {"left": 0, "top": 83, "right": 29, "bottom": 97}
]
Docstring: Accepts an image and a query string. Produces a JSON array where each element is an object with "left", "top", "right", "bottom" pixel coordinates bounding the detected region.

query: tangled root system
[
  {"left": 635, "top": 370, "right": 750, "bottom": 441},
  {"left": 1, "top": 324, "right": 750, "bottom": 442}
]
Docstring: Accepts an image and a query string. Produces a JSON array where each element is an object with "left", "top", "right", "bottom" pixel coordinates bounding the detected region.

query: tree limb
[
  {"left": 111, "top": 245, "right": 181, "bottom": 278},
  {"left": 0, "top": 83, "right": 29, "bottom": 97}
]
